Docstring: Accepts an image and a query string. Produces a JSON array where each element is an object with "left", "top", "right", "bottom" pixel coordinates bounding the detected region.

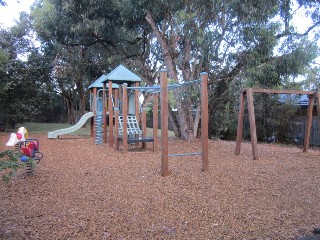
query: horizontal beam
[
  {"left": 117, "top": 137, "right": 154, "bottom": 143},
  {"left": 126, "top": 86, "right": 160, "bottom": 90},
  {"left": 168, "top": 152, "right": 202, "bottom": 157},
  {"left": 244, "top": 88, "right": 315, "bottom": 96}
]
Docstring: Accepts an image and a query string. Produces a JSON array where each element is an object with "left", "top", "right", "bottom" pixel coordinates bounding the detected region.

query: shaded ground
[{"left": 0, "top": 133, "right": 320, "bottom": 240}]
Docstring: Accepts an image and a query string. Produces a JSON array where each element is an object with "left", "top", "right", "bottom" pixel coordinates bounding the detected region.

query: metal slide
[{"left": 48, "top": 112, "right": 94, "bottom": 139}]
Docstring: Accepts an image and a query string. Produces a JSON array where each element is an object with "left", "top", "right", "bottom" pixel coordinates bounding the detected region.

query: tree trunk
[
  {"left": 63, "top": 91, "right": 74, "bottom": 124},
  {"left": 76, "top": 79, "right": 86, "bottom": 116},
  {"left": 145, "top": 11, "right": 195, "bottom": 140},
  {"left": 193, "top": 105, "right": 201, "bottom": 138}
]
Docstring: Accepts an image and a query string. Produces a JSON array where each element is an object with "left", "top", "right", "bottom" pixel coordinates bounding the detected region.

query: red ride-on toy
[{"left": 19, "top": 138, "right": 43, "bottom": 164}]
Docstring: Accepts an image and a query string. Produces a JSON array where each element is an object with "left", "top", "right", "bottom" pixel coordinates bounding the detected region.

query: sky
[{"left": 0, "top": 0, "right": 35, "bottom": 28}]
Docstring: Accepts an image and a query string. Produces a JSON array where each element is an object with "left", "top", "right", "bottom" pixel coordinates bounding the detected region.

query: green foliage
[
  {"left": 1, "top": 0, "right": 320, "bottom": 140},
  {"left": 0, "top": 17, "right": 66, "bottom": 127},
  {"left": 0, "top": 150, "right": 36, "bottom": 182},
  {"left": 301, "top": 66, "right": 320, "bottom": 90},
  {"left": 251, "top": 94, "right": 300, "bottom": 143},
  {"left": 209, "top": 79, "right": 242, "bottom": 140},
  {"left": 0, "top": 48, "right": 9, "bottom": 71}
]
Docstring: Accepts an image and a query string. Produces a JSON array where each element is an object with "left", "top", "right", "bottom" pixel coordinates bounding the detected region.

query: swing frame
[
  {"left": 159, "top": 69, "right": 209, "bottom": 176},
  {"left": 235, "top": 88, "right": 320, "bottom": 160}
]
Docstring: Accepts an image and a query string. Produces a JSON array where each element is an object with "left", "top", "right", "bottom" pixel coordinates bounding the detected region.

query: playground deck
[{"left": 1, "top": 134, "right": 320, "bottom": 239}]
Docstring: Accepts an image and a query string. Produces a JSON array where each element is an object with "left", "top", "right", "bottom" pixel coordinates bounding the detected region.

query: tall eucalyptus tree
[{"left": 31, "top": 0, "right": 320, "bottom": 139}]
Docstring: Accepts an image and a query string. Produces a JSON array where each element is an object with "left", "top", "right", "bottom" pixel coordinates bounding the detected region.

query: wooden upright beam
[
  {"left": 160, "top": 69, "right": 169, "bottom": 176},
  {"left": 316, "top": 92, "right": 320, "bottom": 135},
  {"left": 115, "top": 89, "right": 119, "bottom": 150},
  {"left": 303, "top": 96, "right": 314, "bottom": 153},
  {"left": 123, "top": 84, "right": 128, "bottom": 153},
  {"left": 235, "top": 88, "right": 317, "bottom": 159},
  {"left": 142, "top": 108, "right": 147, "bottom": 149},
  {"left": 200, "top": 72, "right": 209, "bottom": 172},
  {"left": 108, "top": 80, "right": 113, "bottom": 147},
  {"left": 91, "top": 88, "right": 97, "bottom": 138},
  {"left": 103, "top": 82, "right": 107, "bottom": 144},
  {"left": 134, "top": 82, "right": 140, "bottom": 119},
  {"left": 235, "top": 91, "right": 246, "bottom": 156},
  {"left": 153, "top": 93, "right": 159, "bottom": 152},
  {"left": 134, "top": 82, "right": 140, "bottom": 147},
  {"left": 247, "top": 88, "right": 259, "bottom": 160}
]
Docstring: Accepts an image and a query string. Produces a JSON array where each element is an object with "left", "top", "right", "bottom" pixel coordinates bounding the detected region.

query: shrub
[{"left": 0, "top": 150, "right": 36, "bottom": 182}]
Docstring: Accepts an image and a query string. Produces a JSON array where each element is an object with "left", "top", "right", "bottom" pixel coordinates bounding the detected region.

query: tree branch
[{"left": 276, "top": 20, "right": 320, "bottom": 39}]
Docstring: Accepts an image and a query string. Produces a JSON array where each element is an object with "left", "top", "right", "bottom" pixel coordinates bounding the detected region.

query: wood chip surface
[{"left": 0, "top": 133, "right": 320, "bottom": 239}]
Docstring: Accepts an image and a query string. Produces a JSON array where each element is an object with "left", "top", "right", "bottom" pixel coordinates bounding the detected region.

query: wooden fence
[{"left": 291, "top": 116, "right": 320, "bottom": 146}]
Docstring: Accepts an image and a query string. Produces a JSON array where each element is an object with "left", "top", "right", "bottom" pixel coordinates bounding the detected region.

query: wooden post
[
  {"left": 247, "top": 88, "right": 258, "bottom": 160},
  {"left": 153, "top": 93, "right": 159, "bottom": 152},
  {"left": 200, "top": 72, "right": 209, "bottom": 172},
  {"left": 115, "top": 89, "right": 119, "bottom": 150},
  {"left": 134, "top": 82, "right": 140, "bottom": 147},
  {"left": 103, "top": 82, "right": 107, "bottom": 144},
  {"left": 134, "top": 82, "right": 140, "bottom": 119},
  {"left": 123, "top": 83, "right": 128, "bottom": 153},
  {"left": 303, "top": 96, "right": 314, "bottom": 153},
  {"left": 316, "top": 92, "right": 320, "bottom": 138},
  {"left": 108, "top": 81, "right": 114, "bottom": 147},
  {"left": 90, "top": 116, "right": 94, "bottom": 138},
  {"left": 235, "top": 91, "right": 246, "bottom": 156},
  {"left": 233, "top": 88, "right": 317, "bottom": 158},
  {"left": 91, "top": 88, "right": 97, "bottom": 138},
  {"left": 142, "top": 108, "right": 147, "bottom": 149},
  {"left": 160, "top": 69, "right": 169, "bottom": 176}
]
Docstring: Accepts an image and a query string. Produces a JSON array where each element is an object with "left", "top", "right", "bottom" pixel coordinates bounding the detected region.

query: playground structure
[
  {"left": 46, "top": 64, "right": 209, "bottom": 176},
  {"left": 101, "top": 69, "right": 208, "bottom": 176},
  {"left": 6, "top": 127, "right": 43, "bottom": 175},
  {"left": 113, "top": 82, "right": 158, "bottom": 152},
  {"left": 6, "top": 126, "right": 28, "bottom": 147},
  {"left": 88, "top": 64, "right": 146, "bottom": 147},
  {"left": 88, "top": 66, "right": 209, "bottom": 176},
  {"left": 19, "top": 138, "right": 43, "bottom": 175},
  {"left": 235, "top": 88, "right": 320, "bottom": 160},
  {"left": 48, "top": 112, "right": 94, "bottom": 138}
]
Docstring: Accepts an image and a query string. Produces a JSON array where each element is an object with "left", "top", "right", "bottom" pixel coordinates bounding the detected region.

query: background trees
[
  {"left": 0, "top": 0, "right": 319, "bottom": 142},
  {"left": 0, "top": 16, "right": 61, "bottom": 130}
]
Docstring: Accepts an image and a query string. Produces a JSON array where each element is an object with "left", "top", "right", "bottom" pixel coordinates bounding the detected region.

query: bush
[{"left": 0, "top": 150, "right": 36, "bottom": 182}]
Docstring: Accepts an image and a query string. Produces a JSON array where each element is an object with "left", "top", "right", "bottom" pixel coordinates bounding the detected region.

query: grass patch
[
  {"left": 2, "top": 122, "right": 175, "bottom": 138},
  {"left": 5, "top": 122, "right": 91, "bottom": 135}
]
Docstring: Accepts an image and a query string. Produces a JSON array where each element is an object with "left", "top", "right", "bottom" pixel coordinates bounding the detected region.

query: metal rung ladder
[{"left": 95, "top": 113, "right": 103, "bottom": 145}]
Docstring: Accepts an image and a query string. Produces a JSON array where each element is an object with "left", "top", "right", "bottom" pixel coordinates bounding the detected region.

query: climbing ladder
[
  {"left": 94, "top": 95, "right": 123, "bottom": 145},
  {"left": 95, "top": 113, "right": 103, "bottom": 144},
  {"left": 118, "top": 115, "right": 154, "bottom": 144}
]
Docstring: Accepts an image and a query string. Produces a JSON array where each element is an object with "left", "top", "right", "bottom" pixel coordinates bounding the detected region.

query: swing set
[{"left": 235, "top": 88, "right": 320, "bottom": 160}]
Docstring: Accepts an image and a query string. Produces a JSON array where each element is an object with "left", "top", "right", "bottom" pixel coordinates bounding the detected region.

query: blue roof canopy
[
  {"left": 88, "top": 74, "right": 119, "bottom": 89},
  {"left": 101, "top": 64, "right": 141, "bottom": 84}
]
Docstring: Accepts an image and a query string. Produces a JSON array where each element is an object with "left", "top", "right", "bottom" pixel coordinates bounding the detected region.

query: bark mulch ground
[{"left": 0, "top": 133, "right": 320, "bottom": 240}]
